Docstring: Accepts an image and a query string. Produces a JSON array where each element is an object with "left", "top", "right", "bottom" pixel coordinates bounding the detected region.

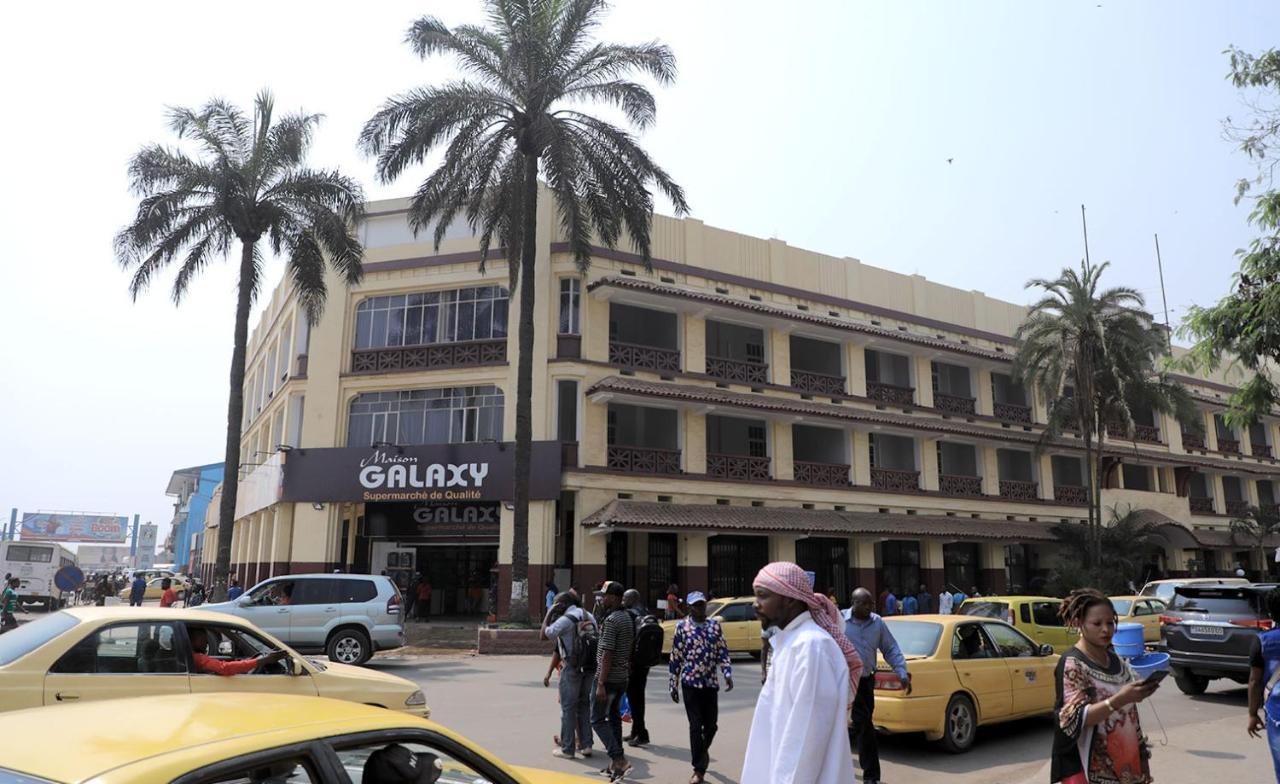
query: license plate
[{"left": 1189, "top": 625, "right": 1224, "bottom": 637}]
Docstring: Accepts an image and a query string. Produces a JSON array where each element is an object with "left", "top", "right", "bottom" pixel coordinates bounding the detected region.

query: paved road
[{"left": 367, "top": 653, "right": 1272, "bottom": 784}]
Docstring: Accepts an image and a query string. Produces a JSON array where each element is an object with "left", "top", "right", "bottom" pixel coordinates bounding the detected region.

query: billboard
[
  {"left": 137, "top": 524, "right": 157, "bottom": 550},
  {"left": 76, "top": 545, "right": 131, "bottom": 570},
  {"left": 21, "top": 513, "right": 128, "bottom": 543}
]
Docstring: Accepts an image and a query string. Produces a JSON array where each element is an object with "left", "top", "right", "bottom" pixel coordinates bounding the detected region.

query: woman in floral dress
[{"left": 1051, "top": 589, "right": 1161, "bottom": 784}]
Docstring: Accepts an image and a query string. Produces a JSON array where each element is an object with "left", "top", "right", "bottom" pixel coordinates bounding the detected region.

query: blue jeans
[
  {"left": 1268, "top": 712, "right": 1280, "bottom": 782},
  {"left": 558, "top": 667, "right": 593, "bottom": 754},
  {"left": 591, "top": 681, "right": 627, "bottom": 761}
]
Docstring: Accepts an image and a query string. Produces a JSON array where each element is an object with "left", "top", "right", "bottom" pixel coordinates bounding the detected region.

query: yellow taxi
[
  {"left": 870, "top": 615, "right": 1059, "bottom": 753},
  {"left": 0, "top": 606, "right": 429, "bottom": 716},
  {"left": 1109, "top": 595, "right": 1168, "bottom": 643},
  {"left": 117, "top": 575, "right": 190, "bottom": 601},
  {"left": 956, "top": 595, "right": 1078, "bottom": 654},
  {"left": 660, "top": 596, "right": 762, "bottom": 656},
  {"left": 0, "top": 693, "right": 593, "bottom": 783}
]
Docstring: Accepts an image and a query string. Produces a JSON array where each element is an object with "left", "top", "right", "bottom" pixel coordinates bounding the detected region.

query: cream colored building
[{"left": 200, "top": 192, "right": 1280, "bottom": 616}]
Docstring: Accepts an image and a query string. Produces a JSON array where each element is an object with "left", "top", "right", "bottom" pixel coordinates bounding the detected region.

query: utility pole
[
  {"left": 1154, "top": 233, "right": 1172, "bottom": 349},
  {"left": 1081, "top": 204, "right": 1092, "bottom": 268}
]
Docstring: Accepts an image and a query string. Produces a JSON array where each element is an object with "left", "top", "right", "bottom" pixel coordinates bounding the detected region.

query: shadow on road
[{"left": 878, "top": 715, "right": 1054, "bottom": 774}]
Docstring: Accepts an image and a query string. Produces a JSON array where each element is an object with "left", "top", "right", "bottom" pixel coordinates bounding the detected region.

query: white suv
[{"left": 204, "top": 574, "right": 405, "bottom": 665}]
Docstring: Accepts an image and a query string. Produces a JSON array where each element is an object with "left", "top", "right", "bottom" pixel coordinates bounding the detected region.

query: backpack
[
  {"left": 633, "top": 614, "right": 664, "bottom": 668},
  {"left": 567, "top": 610, "right": 599, "bottom": 674}
]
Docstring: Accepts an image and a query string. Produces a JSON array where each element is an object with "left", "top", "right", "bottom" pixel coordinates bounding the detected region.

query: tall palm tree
[
  {"left": 360, "top": 0, "right": 688, "bottom": 622},
  {"left": 1014, "top": 261, "right": 1198, "bottom": 566},
  {"left": 1230, "top": 506, "right": 1280, "bottom": 580},
  {"left": 1048, "top": 506, "right": 1168, "bottom": 595},
  {"left": 116, "top": 92, "right": 365, "bottom": 601}
]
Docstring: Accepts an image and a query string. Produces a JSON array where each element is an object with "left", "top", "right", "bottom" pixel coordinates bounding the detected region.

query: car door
[
  {"left": 43, "top": 620, "right": 190, "bottom": 706},
  {"left": 713, "top": 603, "right": 748, "bottom": 651},
  {"left": 742, "top": 602, "right": 763, "bottom": 653},
  {"left": 982, "top": 622, "right": 1055, "bottom": 716},
  {"left": 1027, "top": 600, "right": 1075, "bottom": 653},
  {"left": 950, "top": 622, "right": 1012, "bottom": 719},
  {"left": 186, "top": 623, "right": 318, "bottom": 699},
  {"left": 326, "top": 729, "right": 525, "bottom": 784},
  {"left": 235, "top": 578, "right": 295, "bottom": 642},
  {"left": 288, "top": 579, "right": 341, "bottom": 650},
  {"left": 1135, "top": 600, "right": 1164, "bottom": 642}
]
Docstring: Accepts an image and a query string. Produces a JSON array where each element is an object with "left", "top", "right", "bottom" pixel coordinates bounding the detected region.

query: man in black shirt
[
  {"left": 591, "top": 581, "right": 634, "bottom": 781},
  {"left": 622, "top": 588, "right": 652, "bottom": 747}
]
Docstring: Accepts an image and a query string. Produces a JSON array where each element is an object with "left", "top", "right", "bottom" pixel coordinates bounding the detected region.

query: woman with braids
[{"left": 1051, "top": 589, "right": 1160, "bottom": 784}]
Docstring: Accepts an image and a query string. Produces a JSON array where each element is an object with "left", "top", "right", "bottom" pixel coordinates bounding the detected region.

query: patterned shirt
[
  {"left": 597, "top": 608, "right": 634, "bottom": 686},
  {"left": 668, "top": 617, "right": 732, "bottom": 691}
]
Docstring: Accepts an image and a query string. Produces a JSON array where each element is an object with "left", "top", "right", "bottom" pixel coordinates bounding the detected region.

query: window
[
  {"left": 190, "top": 625, "right": 288, "bottom": 674},
  {"left": 332, "top": 736, "right": 503, "bottom": 784},
  {"left": 0, "top": 613, "right": 79, "bottom": 666},
  {"left": 879, "top": 541, "right": 920, "bottom": 598},
  {"left": 246, "top": 580, "right": 295, "bottom": 607},
  {"left": 291, "top": 579, "right": 340, "bottom": 605},
  {"left": 336, "top": 579, "right": 378, "bottom": 604},
  {"left": 1133, "top": 601, "right": 1158, "bottom": 616},
  {"left": 557, "top": 380, "right": 579, "bottom": 442},
  {"left": 50, "top": 622, "right": 184, "bottom": 674},
  {"left": 983, "top": 622, "right": 1035, "bottom": 657},
  {"left": 1122, "top": 464, "right": 1153, "bottom": 492},
  {"left": 717, "top": 603, "right": 749, "bottom": 622},
  {"left": 1030, "top": 601, "right": 1064, "bottom": 627},
  {"left": 558, "top": 278, "right": 581, "bottom": 335},
  {"left": 937, "top": 442, "right": 979, "bottom": 476},
  {"left": 348, "top": 386, "right": 504, "bottom": 447},
  {"left": 951, "top": 624, "right": 996, "bottom": 660},
  {"left": 197, "top": 755, "right": 317, "bottom": 784},
  {"left": 353, "top": 287, "right": 510, "bottom": 350},
  {"left": 5, "top": 545, "right": 52, "bottom": 563},
  {"left": 991, "top": 372, "right": 1028, "bottom": 406}
]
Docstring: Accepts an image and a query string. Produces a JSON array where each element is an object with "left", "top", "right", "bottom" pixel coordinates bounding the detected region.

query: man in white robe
[{"left": 741, "top": 562, "right": 862, "bottom": 784}]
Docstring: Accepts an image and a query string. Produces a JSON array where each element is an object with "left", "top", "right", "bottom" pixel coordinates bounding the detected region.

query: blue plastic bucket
[
  {"left": 1128, "top": 651, "right": 1170, "bottom": 679},
  {"left": 1114, "top": 623, "right": 1145, "bottom": 657}
]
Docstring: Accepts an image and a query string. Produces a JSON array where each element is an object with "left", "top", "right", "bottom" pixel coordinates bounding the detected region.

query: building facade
[
  {"left": 166, "top": 463, "right": 223, "bottom": 573},
  {"left": 202, "top": 193, "right": 1280, "bottom": 616}
]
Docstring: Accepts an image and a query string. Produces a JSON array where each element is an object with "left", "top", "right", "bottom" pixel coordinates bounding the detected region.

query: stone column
[
  {"left": 1038, "top": 453, "right": 1056, "bottom": 501},
  {"left": 975, "top": 368, "right": 994, "bottom": 417},
  {"left": 770, "top": 329, "right": 791, "bottom": 388},
  {"left": 852, "top": 538, "right": 878, "bottom": 596},
  {"left": 685, "top": 409, "right": 708, "bottom": 475},
  {"left": 1211, "top": 475, "right": 1227, "bottom": 514},
  {"left": 685, "top": 314, "right": 707, "bottom": 375},
  {"left": 847, "top": 344, "right": 868, "bottom": 397},
  {"left": 678, "top": 533, "right": 709, "bottom": 596},
  {"left": 921, "top": 438, "right": 940, "bottom": 491},
  {"left": 581, "top": 395, "right": 608, "bottom": 468},
  {"left": 981, "top": 446, "right": 1000, "bottom": 496},
  {"left": 921, "top": 539, "right": 946, "bottom": 596},
  {"left": 979, "top": 542, "right": 1007, "bottom": 594},
  {"left": 914, "top": 356, "right": 934, "bottom": 408},
  {"left": 852, "top": 431, "right": 872, "bottom": 485},
  {"left": 773, "top": 420, "right": 795, "bottom": 481}
]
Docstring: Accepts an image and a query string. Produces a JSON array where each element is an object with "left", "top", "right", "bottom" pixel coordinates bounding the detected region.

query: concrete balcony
[
  {"left": 707, "top": 453, "right": 771, "bottom": 481},
  {"left": 867, "top": 381, "right": 915, "bottom": 407},
  {"left": 794, "top": 460, "right": 851, "bottom": 487},
  {"left": 1000, "top": 479, "right": 1040, "bottom": 502},
  {"left": 791, "top": 368, "right": 846, "bottom": 396},
  {"left": 707, "top": 356, "right": 768, "bottom": 385},
  {"left": 994, "top": 401, "right": 1032, "bottom": 424},
  {"left": 609, "top": 341, "right": 681, "bottom": 373},
  {"left": 939, "top": 474, "right": 984, "bottom": 498},
  {"left": 935, "top": 392, "right": 977, "bottom": 416},
  {"left": 606, "top": 445, "right": 682, "bottom": 475},
  {"left": 870, "top": 467, "right": 920, "bottom": 492}
]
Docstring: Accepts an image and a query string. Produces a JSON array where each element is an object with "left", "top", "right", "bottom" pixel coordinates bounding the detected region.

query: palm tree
[
  {"left": 1230, "top": 506, "right": 1280, "bottom": 580},
  {"left": 360, "top": 0, "right": 688, "bottom": 622},
  {"left": 1014, "top": 261, "right": 1198, "bottom": 566},
  {"left": 1047, "top": 506, "right": 1168, "bottom": 595},
  {"left": 116, "top": 92, "right": 365, "bottom": 601}
]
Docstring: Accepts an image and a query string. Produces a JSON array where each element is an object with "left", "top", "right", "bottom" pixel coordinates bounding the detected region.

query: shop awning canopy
[
  {"left": 582, "top": 500, "right": 1060, "bottom": 542},
  {"left": 1128, "top": 509, "right": 1280, "bottom": 549}
]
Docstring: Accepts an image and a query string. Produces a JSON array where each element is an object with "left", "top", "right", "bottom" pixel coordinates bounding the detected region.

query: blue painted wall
[{"left": 176, "top": 464, "right": 223, "bottom": 570}]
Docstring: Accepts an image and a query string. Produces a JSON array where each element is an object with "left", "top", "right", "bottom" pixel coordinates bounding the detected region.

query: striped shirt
[{"left": 597, "top": 608, "right": 635, "bottom": 685}]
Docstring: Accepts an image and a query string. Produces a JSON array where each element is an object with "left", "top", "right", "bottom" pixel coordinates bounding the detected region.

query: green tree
[
  {"left": 1230, "top": 505, "right": 1280, "bottom": 580},
  {"left": 1046, "top": 507, "right": 1167, "bottom": 596},
  {"left": 116, "top": 92, "right": 365, "bottom": 601},
  {"left": 1014, "top": 261, "right": 1198, "bottom": 567},
  {"left": 359, "top": 0, "right": 688, "bottom": 622},
  {"left": 1182, "top": 47, "right": 1280, "bottom": 427}
]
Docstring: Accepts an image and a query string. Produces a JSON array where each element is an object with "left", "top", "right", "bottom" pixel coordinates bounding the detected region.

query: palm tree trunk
[
  {"left": 508, "top": 153, "right": 539, "bottom": 624},
  {"left": 1093, "top": 431, "right": 1106, "bottom": 567},
  {"left": 1082, "top": 430, "right": 1098, "bottom": 569},
  {"left": 211, "top": 241, "right": 257, "bottom": 602}
]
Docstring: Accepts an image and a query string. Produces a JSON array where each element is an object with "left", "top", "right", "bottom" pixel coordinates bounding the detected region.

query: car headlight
[{"left": 405, "top": 689, "right": 427, "bottom": 707}]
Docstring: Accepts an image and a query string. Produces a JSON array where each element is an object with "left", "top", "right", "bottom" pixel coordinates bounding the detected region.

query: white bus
[{"left": 2, "top": 541, "right": 77, "bottom": 611}]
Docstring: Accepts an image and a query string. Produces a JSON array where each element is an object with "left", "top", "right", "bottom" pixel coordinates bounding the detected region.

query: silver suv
[{"left": 204, "top": 574, "right": 404, "bottom": 665}]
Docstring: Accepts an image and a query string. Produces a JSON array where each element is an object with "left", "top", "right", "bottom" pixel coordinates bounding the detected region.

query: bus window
[{"left": 5, "top": 545, "right": 53, "bottom": 563}]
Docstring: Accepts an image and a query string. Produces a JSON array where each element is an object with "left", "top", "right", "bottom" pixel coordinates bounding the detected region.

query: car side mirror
[
  {"left": 1039, "top": 644, "right": 1054, "bottom": 657},
  {"left": 289, "top": 656, "right": 305, "bottom": 676}
]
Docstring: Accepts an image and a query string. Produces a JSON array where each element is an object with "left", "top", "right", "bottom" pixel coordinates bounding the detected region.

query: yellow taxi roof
[
  {"left": 958, "top": 595, "right": 1060, "bottom": 603},
  {"left": 0, "top": 694, "right": 441, "bottom": 782},
  {"left": 882, "top": 614, "right": 984, "bottom": 626},
  {"left": 57, "top": 605, "right": 246, "bottom": 624}
]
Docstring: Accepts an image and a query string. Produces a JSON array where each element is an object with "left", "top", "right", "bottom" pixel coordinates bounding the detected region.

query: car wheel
[
  {"left": 1174, "top": 673, "right": 1209, "bottom": 695},
  {"left": 327, "top": 628, "right": 371, "bottom": 665},
  {"left": 940, "top": 694, "right": 978, "bottom": 753}
]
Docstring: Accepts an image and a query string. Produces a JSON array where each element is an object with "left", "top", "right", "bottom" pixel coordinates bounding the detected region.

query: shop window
[
  {"left": 353, "top": 286, "right": 509, "bottom": 350},
  {"left": 347, "top": 386, "right": 504, "bottom": 447},
  {"left": 796, "top": 538, "right": 849, "bottom": 600},
  {"left": 708, "top": 535, "right": 769, "bottom": 599},
  {"left": 879, "top": 540, "right": 920, "bottom": 598},
  {"left": 944, "top": 543, "right": 980, "bottom": 594},
  {"left": 559, "top": 278, "right": 581, "bottom": 335}
]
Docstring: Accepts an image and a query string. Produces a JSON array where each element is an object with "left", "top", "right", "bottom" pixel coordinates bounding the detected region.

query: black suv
[{"left": 1163, "top": 583, "right": 1276, "bottom": 695}]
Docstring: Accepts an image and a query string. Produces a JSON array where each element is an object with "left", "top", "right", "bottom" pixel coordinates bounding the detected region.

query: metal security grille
[
  {"left": 708, "top": 536, "right": 769, "bottom": 599},
  {"left": 796, "top": 538, "right": 849, "bottom": 600},
  {"left": 647, "top": 533, "right": 677, "bottom": 608},
  {"left": 606, "top": 532, "right": 629, "bottom": 585}
]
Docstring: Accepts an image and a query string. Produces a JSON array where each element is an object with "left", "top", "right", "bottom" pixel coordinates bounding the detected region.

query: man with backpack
[
  {"left": 624, "top": 589, "right": 663, "bottom": 748},
  {"left": 542, "top": 591, "right": 597, "bottom": 760}
]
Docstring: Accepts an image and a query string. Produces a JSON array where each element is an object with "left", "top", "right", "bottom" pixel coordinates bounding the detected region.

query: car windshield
[
  {"left": 1170, "top": 593, "right": 1257, "bottom": 615},
  {"left": 882, "top": 621, "right": 943, "bottom": 657},
  {"left": 0, "top": 612, "right": 79, "bottom": 666},
  {"left": 958, "top": 601, "right": 1008, "bottom": 619},
  {"left": 707, "top": 602, "right": 725, "bottom": 617},
  {"left": 1112, "top": 600, "right": 1133, "bottom": 615}
]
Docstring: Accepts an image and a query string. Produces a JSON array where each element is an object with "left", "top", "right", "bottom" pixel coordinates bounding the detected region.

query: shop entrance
[{"left": 414, "top": 545, "right": 497, "bottom": 616}]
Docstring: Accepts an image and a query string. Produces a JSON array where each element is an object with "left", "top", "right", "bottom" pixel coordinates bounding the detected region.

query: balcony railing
[
  {"left": 994, "top": 401, "right": 1032, "bottom": 424},
  {"left": 351, "top": 340, "right": 506, "bottom": 375},
  {"left": 1054, "top": 485, "right": 1088, "bottom": 506},
  {"left": 606, "top": 445, "right": 682, "bottom": 475},
  {"left": 707, "top": 453, "right": 771, "bottom": 481},
  {"left": 790, "top": 368, "right": 845, "bottom": 396},
  {"left": 1000, "top": 479, "right": 1040, "bottom": 502},
  {"left": 1189, "top": 496, "right": 1215, "bottom": 514},
  {"left": 1226, "top": 499, "right": 1251, "bottom": 517},
  {"left": 706, "top": 356, "right": 768, "bottom": 385},
  {"left": 867, "top": 381, "right": 915, "bottom": 407},
  {"left": 1182, "top": 431, "right": 1205, "bottom": 450},
  {"left": 1106, "top": 421, "right": 1161, "bottom": 443},
  {"left": 1253, "top": 443, "right": 1274, "bottom": 459},
  {"left": 939, "top": 474, "right": 984, "bottom": 497},
  {"left": 934, "top": 392, "right": 977, "bottom": 416},
  {"left": 794, "top": 460, "right": 851, "bottom": 487},
  {"left": 871, "top": 467, "right": 920, "bottom": 492},
  {"left": 1218, "top": 437, "right": 1241, "bottom": 455},
  {"left": 609, "top": 341, "right": 680, "bottom": 373}
]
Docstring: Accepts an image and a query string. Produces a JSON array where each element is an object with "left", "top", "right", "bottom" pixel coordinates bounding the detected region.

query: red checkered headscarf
[{"left": 753, "top": 561, "right": 863, "bottom": 699}]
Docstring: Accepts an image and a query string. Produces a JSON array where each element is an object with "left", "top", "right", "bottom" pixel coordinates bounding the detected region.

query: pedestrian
[
  {"left": 916, "top": 583, "right": 933, "bottom": 614},
  {"left": 403, "top": 574, "right": 419, "bottom": 618},
  {"left": 545, "top": 581, "right": 559, "bottom": 613},
  {"left": 1051, "top": 588, "right": 1159, "bottom": 784},
  {"left": 542, "top": 591, "right": 596, "bottom": 760},
  {"left": 1248, "top": 586, "right": 1280, "bottom": 779},
  {"left": 741, "top": 562, "right": 863, "bottom": 784},
  {"left": 901, "top": 591, "right": 918, "bottom": 615},
  {"left": 623, "top": 589, "right": 662, "bottom": 748},
  {"left": 129, "top": 573, "right": 146, "bottom": 607},
  {"left": 938, "top": 587, "right": 954, "bottom": 615},
  {"left": 668, "top": 591, "right": 734, "bottom": 784},
  {"left": 970, "top": 585, "right": 982, "bottom": 599},
  {"left": 159, "top": 578, "right": 178, "bottom": 608},
  {"left": 1, "top": 577, "right": 20, "bottom": 633},
  {"left": 665, "top": 583, "right": 683, "bottom": 620},
  {"left": 843, "top": 588, "right": 910, "bottom": 784},
  {"left": 877, "top": 587, "right": 889, "bottom": 614},
  {"left": 590, "top": 581, "right": 634, "bottom": 781},
  {"left": 952, "top": 587, "right": 967, "bottom": 609},
  {"left": 227, "top": 577, "right": 243, "bottom": 601},
  {"left": 95, "top": 573, "right": 110, "bottom": 606},
  {"left": 417, "top": 578, "right": 432, "bottom": 621},
  {"left": 883, "top": 587, "right": 898, "bottom": 616}
]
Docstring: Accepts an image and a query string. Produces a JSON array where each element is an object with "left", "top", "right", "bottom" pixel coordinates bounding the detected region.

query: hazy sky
[{"left": 0, "top": 1, "right": 1270, "bottom": 548}]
